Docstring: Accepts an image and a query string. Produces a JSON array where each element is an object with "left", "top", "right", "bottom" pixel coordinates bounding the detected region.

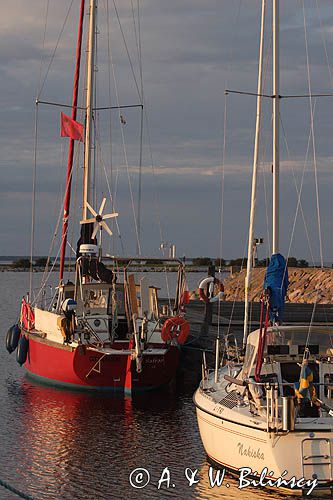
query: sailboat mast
[
  {"left": 83, "top": 0, "right": 97, "bottom": 220},
  {"left": 59, "top": 0, "right": 85, "bottom": 282},
  {"left": 243, "top": 0, "right": 266, "bottom": 347},
  {"left": 272, "top": 0, "right": 279, "bottom": 254}
]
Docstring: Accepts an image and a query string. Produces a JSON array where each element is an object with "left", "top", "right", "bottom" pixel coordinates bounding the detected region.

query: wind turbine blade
[
  {"left": 80, "top": 218, "right": 96, "bottom": 225},
  {"left": 86, "top": 201, "right": 97, "bottom": 217},
  {"left": 103, "top": 212, "right": 119, "bottom": 220},
  {"left": 99, "top": 197, "right": 106, "bottom": 215},
  {"left": 91, "top": 224, "right": 99, "bottom": 239},
  {"left": 101, "top": 221, "right": 113, "bottom": 236}
]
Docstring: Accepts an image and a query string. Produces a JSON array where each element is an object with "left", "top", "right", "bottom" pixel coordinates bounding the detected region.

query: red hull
[{"left": 24, "top": 336, "right": 180, "bottom": 393}]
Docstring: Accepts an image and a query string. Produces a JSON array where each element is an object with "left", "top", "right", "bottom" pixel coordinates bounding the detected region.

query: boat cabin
[
  {"left": 54, "top": 277, "right": 161, "bottom": 343},
  {"left": 239, "top": 325, "right": 333, "bottom": 419}
]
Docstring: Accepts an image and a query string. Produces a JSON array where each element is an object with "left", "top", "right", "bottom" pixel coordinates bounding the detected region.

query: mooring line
[{"left": 0, "top": 478, "right": 35, "bottom": 500}]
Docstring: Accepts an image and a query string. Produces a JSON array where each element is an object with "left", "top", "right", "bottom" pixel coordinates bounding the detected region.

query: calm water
[{"left": 0, "top": 272, "right": 318, "bottom": 500}]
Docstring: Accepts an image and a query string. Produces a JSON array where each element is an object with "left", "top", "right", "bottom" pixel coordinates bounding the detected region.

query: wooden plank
[
  {"left": 140, "top": 276, "right": 150, "bottom": 317},
  {"left": 128, "top": 274, "right": 138, "bottom": 317}
]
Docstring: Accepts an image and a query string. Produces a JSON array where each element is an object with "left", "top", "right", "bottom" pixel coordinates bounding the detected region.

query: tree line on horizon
[
  {"left": 9, "top": 256, "right": 311, "bottom": 269},
  {"left": 10, "top": 257, "right": 50, "bottom": 269},
  {"left": 191, "top": 257, "right": 310, "bottom": 268}
]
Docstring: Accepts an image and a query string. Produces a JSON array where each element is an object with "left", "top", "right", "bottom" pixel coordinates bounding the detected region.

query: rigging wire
[
  {"left": 108, "top": 8, "right": 142, "bottom": 255},
  {"left": 111, "top": 0, "right": 172, "bottom": 276},
  {"left": 303, "top": 0, "right": 333, "bottom": 343},
  {"left": 105, "top": 0, "right": 114, "bottom": 252},
  {"left": 39, "top": 149, "right": 79, "bottom": 294},
  {"left": 280, "top": 114, "right": 316, "bottom": 268},
  {"left": 315, "top": 0, "right": 333, "bottom": 88},
  {"left": 226, "top": 240, "right": 248, "bottom": 338},
  {"left": 133, "top": 0, "right": 144, "bottom": 255},
  {"left": 30, "top": 0, "right": 79, "bottom": 296},
  {"left": 68, "top": 12, "right": 89, "bottom": 274},
  {"left": 259, "top": 30, "right": 273, "bottom": 260},
  {"left": 111, "top": 0, "right": 175, "bottom": 308},
  {"left": 68, "top": 144, "right": 81, "bottom": 273},
  {"left": 112, "top": 0, "right": 144, "bottom": 254},
  {"left": 302, "top": 0, "right": 324, "bottom": 269},
  {"left": 104, "top": 0, "right": 123, "bottom": 255},
  {"left": 225, "top": 0, "right": 243, "bottom": 89},
  {"left": 202, "top": 0, "right": 247, "bottom": 357},
  {"left": 37, "top": 0, "right": 75, "bottom": 100},
  {"left": 30, "top": 0, "right": 51, "bottom": 297},
  {"left": 36, "top": 0, "right": 50, "bottom": 96},
  {"left": 112, "top": 0, "right": 141, "bottom": 102},
  {"left": 33, "top": 241, "right": 63, "bottom": 307},
  {"left": 93, "top": 11, "right": 99, "bottom": 211},
  {"left": 94, "top": 123, "right": 125, "bottom": 253},
  {"left": 220, "top": 0, "right": 260, "bottom": 340},
  {"left": 29, "top": 104, "right": 39, "bottom": 298},
  {"left": 216, "top": 96, "right": 228, "bottom": 341},
  {"left": 129, "top": 0, "right": 171, "bottom": 304},
  {"left": 140, "top": 104, "right": 174, "bottom": 306}
]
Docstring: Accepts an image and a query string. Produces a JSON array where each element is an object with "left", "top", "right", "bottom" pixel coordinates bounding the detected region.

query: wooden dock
[{"left": 179, "top": 300, "right": 333, "bottom": 354}]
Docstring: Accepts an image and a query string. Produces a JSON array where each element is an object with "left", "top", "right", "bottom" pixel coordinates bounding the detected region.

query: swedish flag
[{"left": 294, "top": 362, "right": 316, "bottom": 401}]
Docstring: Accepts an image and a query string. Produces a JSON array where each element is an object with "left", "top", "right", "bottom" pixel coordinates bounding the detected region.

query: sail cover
[{"left": 263, "top": 253, "right": 288, "bottom": 324}]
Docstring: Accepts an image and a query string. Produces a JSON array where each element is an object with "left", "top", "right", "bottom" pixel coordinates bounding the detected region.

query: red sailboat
[{"left": 7, "top": 0, "right": 189, "bottom": 392}]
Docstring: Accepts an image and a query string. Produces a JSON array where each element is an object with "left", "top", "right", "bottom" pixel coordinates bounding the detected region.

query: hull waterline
[{"left": 24, "top": 335, "right": 180, "bottom": 393}]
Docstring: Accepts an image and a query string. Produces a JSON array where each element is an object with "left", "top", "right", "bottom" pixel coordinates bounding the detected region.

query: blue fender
[
  {"left": 16, "top": 336, "right": 29, "bottom": 366},
  {"left": 5, "top": 324, "right": 21, "bottom": 354},
  {"left": 10, "top": 324, "right": 21, "bottom": 351},
  {"left": 5, "top": 326, "right": 14, "bottom": 353}
]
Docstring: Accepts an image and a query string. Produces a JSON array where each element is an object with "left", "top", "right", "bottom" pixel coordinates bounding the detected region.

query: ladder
[{"left": 302, "top": 438, "right": 332, "bottom": 483}]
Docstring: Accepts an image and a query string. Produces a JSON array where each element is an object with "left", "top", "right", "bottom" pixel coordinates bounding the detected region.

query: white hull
[{"left": 194, "top": 362, "right": 333, "bottom": 495}]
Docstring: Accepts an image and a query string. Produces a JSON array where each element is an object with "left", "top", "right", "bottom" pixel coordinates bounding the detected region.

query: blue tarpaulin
[{"left": 263, "top": 253, "right": 289, "bottom": 324}]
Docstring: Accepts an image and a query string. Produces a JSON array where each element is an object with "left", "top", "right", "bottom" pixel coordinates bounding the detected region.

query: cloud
[{"left": 1, "top": 1, "right": 333, "bottom": 262}]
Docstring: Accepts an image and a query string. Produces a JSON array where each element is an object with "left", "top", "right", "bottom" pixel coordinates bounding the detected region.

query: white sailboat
[{"left": 194, "top": 1, "right": 333, "bottom": 494}]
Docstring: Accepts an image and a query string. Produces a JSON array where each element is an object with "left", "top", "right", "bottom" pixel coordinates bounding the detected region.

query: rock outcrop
[{"left": 223, "top": 267, "right": 333, "bottom": 304}]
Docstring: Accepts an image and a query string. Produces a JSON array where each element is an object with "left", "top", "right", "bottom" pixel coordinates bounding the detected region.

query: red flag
[{"left": 60, "top": 112, "right": 84, "bottom": 141}]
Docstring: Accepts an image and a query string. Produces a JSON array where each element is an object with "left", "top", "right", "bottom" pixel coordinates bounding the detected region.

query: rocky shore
[{"left": 223, "top": 267, "right": 333, "bottom": 304}]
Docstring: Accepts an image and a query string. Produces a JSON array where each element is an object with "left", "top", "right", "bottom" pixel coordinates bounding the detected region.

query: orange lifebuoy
[
  {"left": 161, "top": 316, "right": 190, "bottom": 345},
  {"left": 21, "top": 298, "right": 35, "bottom": 331},
  {"left": 199, "top": 277, "right": 224, "bottom": 303}
]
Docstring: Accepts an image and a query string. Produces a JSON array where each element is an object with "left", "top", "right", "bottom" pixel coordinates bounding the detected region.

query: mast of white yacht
[
  {"left": 243, "top": 0, "right": 266, "bottom": 347},
  {"left": 83, "top": 0, "right": 96, "bottom": 220},
  {"left": 272, "top": 0, "right": 279, "bottom": 254}
]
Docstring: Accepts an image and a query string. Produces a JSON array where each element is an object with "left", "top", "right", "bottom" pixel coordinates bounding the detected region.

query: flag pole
[{"left": 59, "top": 0, "right": 85, "bottom": 283}]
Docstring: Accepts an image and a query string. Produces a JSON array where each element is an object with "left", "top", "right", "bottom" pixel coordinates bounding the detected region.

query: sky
[{"left": 1, "top": 1, "right": 333, "bottom": 263}]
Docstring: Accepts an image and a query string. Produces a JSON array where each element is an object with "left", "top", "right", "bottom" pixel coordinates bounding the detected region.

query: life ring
[
  {"left": 199, "top": 276, "right": 224, "bottom": 303},
  {"left": 21, "top": 298, "right": 35, "bottom": 331},
  {"left": 161, "top": 316, "right": 190, "bottom": 345}
]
